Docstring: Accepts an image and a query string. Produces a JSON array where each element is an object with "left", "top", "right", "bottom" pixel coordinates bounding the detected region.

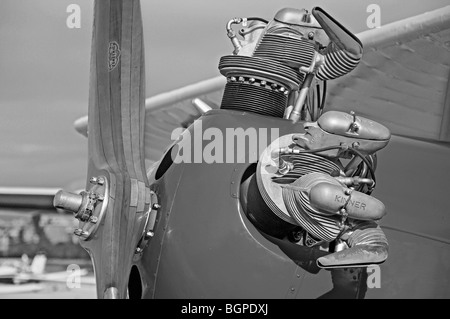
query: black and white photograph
[{"left": 0, "top": 0, "right": 449, "bottom": 302}]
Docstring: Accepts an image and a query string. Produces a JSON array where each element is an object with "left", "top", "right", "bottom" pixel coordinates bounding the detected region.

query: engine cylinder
[
  {"left": 221, "top": 80, "right": 288, "bottom": 118},
  {"left": 219, "top": 11, "right": 318, "bottom": 118},
  {"left": 253, "top": 34, "right": 316, "bottom": 69}
]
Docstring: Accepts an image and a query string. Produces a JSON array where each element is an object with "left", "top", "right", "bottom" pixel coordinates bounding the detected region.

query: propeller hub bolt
[
  {"left": 89, "top": 176, "right": 105, "bottom": 185},
  {"left": 152, "top": 203, "right": 161, "bottom": 210},
  {"left": 89, "top": 216, "right": 98, "bottom": 224},
  {"left": 145, "top": 231, "right": 154, "bottom": 239}
]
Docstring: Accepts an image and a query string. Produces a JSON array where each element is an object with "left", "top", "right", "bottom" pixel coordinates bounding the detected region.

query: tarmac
[{"left": 0, "top": 281, "right": 96, "bottom": 299}]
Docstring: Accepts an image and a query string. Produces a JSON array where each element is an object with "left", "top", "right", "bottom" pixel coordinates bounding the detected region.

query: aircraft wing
[
  {"left": 142, "top": 77, "right": 226, "bottom": 163},
  {"left": 327, "top": 5, "right": 450, "bottom": 143}
]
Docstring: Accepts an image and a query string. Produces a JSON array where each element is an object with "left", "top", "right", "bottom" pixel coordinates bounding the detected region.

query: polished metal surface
[
  {"left": 292, "top": 111, "right": 391, "bottom": 157},
  {"left": 274, "top": 8, "right": 321, "bottom": 28},
  {"left": 53, "top": 190, "right": 83, "bottom": 213},
  {"left": 307, "top": 176, "right": 386, "bottom": 220},
  {"left": 75, "top": 176, "right": 109, "bottom": 241},
  {"left": 317, "top": 111, "right": 391, "bottom": 141}
]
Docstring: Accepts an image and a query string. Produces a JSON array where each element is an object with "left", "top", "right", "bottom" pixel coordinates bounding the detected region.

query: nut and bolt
[
  {"left": 89, "top": 177, "right": 105, "bottom": 185},
  {"left": 74, "top": 228, "right": 89, "bottom": 237}
]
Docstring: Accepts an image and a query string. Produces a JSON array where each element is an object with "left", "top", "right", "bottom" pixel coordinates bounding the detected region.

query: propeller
[{"left": 53, "top": 0, "right": 155, "bottom": 299}]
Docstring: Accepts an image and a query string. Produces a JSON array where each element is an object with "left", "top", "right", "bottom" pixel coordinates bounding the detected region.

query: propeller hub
[
  {"left": 53, "top": 190, "right": 83, "bottom": 213},
  {"left": 53, "top": 176, "right": 109, "bottom": 241}
]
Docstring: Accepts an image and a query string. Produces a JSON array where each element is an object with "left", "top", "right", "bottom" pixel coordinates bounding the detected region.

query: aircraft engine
[{"left": 225, "top": 7, "right": 390, "bottom": 269}]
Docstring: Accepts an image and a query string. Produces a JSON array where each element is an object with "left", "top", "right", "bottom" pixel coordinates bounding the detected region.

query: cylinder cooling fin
[
  {"left": 219, "top": 54, "right": 305, "bottom": 117},
  {"left": 271, "top": 151, "right": 341, "bottom": 184},
  {"left": 256, "top": 134, "right": 342, "bottom": 226},
  {"left": 221, "top": 81, "right": 288, "bottom": 118},
  {"left": 219, "top": 55, "right": 304, "bottom": 89},
  {"left": 253, "top": 34, "right": 316, "bottom": 69},
  {"left": 281, "top": 172, "right": 344, "bottom": 242}
]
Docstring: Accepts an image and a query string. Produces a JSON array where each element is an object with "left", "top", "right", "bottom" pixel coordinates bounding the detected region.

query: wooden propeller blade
[{"left": 82, "top": 0, "right": 149, "bottom": 299}]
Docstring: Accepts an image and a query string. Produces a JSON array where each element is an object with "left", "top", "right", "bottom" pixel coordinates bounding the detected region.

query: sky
[{"left": 0, "top": 0, "right": 449, "bottom": 188}]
